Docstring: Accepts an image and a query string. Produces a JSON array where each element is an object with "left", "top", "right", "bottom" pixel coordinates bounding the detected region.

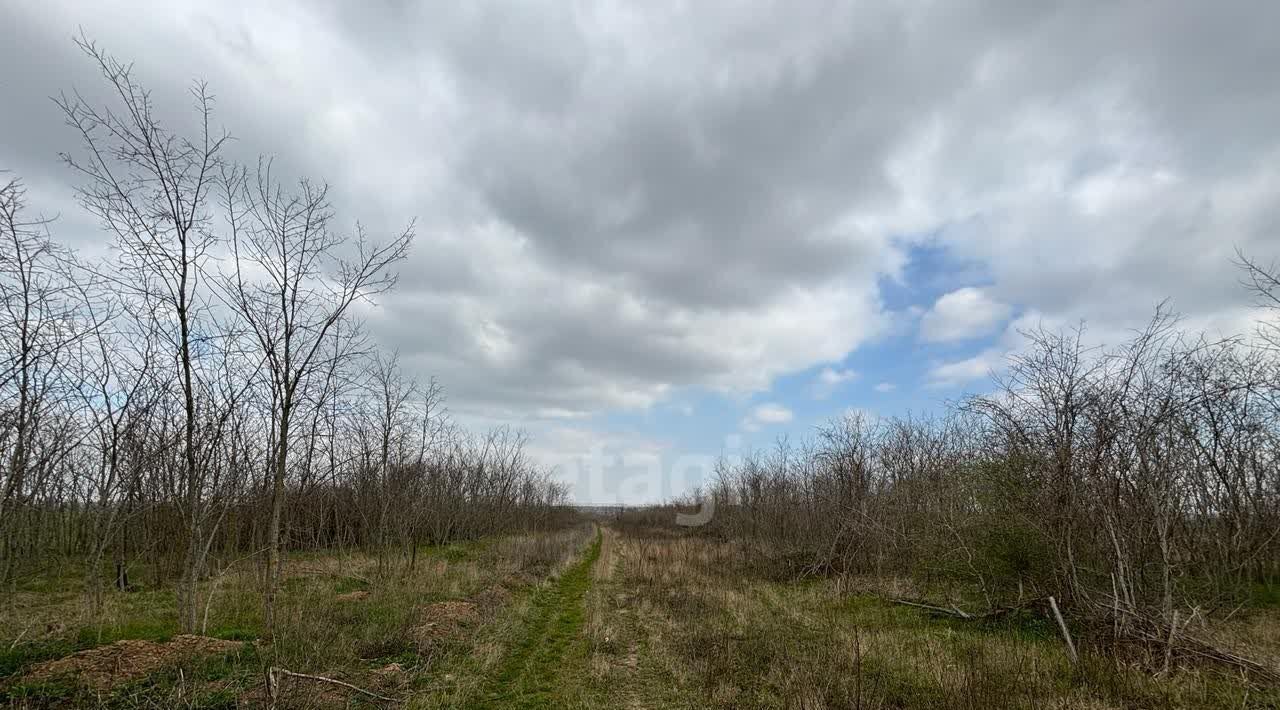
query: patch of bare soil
[
  {"left": 410, "top": 600, "right": 480, "bottom": 648},
  {"left": 24, "top": 635, "right": 243, "bottom": 690}
]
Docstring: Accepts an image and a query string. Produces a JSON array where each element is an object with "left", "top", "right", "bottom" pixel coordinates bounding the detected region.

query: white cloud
[
  {"left": 873, "top": 382, "right": 896, "bottom": 393},
  {"left": 919, "top": 287, "right": 1012, "bottom": 343},
  {"left": 741, "top": 402, "right": 794, "bottom": 431},
  {"left": 926, "top": 348, "right": 1006, "bottom": 390},
  {"left": 754, "top": 403, "right": 794, "bottom": 424},
  {"left": 520, "top": 425, "right": 679, "bottom": 504},
  {"left": 811, "top": 366, "right": 858, "bottom": 398}
]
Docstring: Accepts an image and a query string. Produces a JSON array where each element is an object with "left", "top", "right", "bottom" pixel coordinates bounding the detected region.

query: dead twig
[
  {"left": 268, "top": 666, "right": 399, "bottom": 704},
  {"left": 8, "top": 627, "right": 30, "bottom": 651},
  {"left": 1099, "top": 598, "right": 1280, "bottom": 683}
]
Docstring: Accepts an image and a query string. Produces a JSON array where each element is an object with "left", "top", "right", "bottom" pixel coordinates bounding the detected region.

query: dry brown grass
[
  {"left": 0, "top": 527, "right": 598, "bottom": 707},
  {"left": 586, "top": 529, "right": 1280, "bottom": 710},
  {"left": 4, "top": 526, "right": 1274, "bottom": 709}
]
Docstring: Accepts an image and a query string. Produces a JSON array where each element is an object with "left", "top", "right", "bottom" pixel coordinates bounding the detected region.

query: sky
[{"left": 4, "top": 1, "right": 1280, "bottom": 503}]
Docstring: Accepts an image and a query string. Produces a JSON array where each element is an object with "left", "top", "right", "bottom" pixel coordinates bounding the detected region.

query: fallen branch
[
  {"left": 891, "top": 596, "right": 1047, "bottom": 621},
  {"left": 1120, "top": 616, "right": 1280, "bottom": 684},
  {"left": 1175, "top": 639, "right": 1280, "bottom": 685},
  {"left": 268, "top": 666, "right": 398, "bottom": 705},
  {"left": 892, "top": 599, "right": 972, "bottom": 618},
  {"left": 1095, "top": 598, "right": 1280, "bottom": 684},
  {"left": 893, "top": 592, "right": 1280, "bottom": 684}
]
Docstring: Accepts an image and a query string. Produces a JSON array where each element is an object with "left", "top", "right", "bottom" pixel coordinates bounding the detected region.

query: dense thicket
[
  {"left": 629, "top": 296, "right": 1280, "bottom": 633},
  {"left": 0, "top": 41, "right": 571, "bottom": 631}
]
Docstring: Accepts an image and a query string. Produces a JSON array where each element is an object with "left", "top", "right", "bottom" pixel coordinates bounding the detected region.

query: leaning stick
[{"left": 1048, "top": 596, "right": 1078, "bottom": 664}]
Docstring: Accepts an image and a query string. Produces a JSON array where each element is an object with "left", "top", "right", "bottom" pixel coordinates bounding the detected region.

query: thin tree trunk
[{"left": 264, "top": 392, "right": 293, "bottom": 637}]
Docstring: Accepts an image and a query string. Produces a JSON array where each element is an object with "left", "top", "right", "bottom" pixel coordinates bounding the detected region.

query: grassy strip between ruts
[{"left": 470, "top": 527, "right": 602, "bottom": 709}]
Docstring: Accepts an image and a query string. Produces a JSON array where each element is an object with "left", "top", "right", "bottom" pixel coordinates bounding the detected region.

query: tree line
[
  {"left": 0, "top": 39, "right": 572, "bottom": 634},
  {"left": 629, "top": 274, "right": 1280, "bottom": 644}
]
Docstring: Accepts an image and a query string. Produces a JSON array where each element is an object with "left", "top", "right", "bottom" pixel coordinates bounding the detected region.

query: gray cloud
[{"left": 3, "top": 0, "right": 1279, "bottom": 431}]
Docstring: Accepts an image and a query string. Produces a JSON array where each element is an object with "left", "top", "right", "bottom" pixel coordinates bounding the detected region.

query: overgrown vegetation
[
  {"left": 1, "top": 525, "right": 597, "bottom": 707},
  {"left": 617, "top": 271, "right": 1280, "bottom": 695},
  {"left": 0, "top": 37, "right": 573, "bottom": 651},
  {"left": 583, "top": 527, "right": 1280, "bottom": 709}
]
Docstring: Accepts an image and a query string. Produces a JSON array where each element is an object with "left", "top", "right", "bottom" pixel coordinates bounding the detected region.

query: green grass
[
  {"left": 472, "top": 528, "right": 601, "bottom": 709},
  {"left": 6, "top": 528, "right": 1274, "bottom": 709},
  {"left": 1, "top": 528, "right": 600, "bottom": 708},
  {"left": 587, "top": 531, "right": 1280, "bottom": 710},
  {"left": 0, "top": 640, "right": 78, "bottom": 680},
  {"left": 1250, "top": 581, "right": 1280, "bottom": 608}
]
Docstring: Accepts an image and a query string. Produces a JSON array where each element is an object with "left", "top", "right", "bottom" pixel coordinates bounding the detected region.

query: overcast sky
[{"left": 4, "top": 1, "right": 1279, "bottom": 502}]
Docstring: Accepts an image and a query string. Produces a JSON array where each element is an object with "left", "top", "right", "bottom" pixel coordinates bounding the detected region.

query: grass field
[
  {"left": 584, "top": 527, "right": 1280, "bottom": 709},
  {"left": 2, "top": 524, "right": 1277, "bottom": 708}
]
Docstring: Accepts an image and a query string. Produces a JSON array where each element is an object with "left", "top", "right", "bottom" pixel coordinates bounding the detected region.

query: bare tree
[
  {"left": 1, "top": 37, "right": 581, "bottom": 648},
  {"left": 56, "top": 36, "right": 231, "bottom": 631},
  {"left": 67, "top": 265, "right": 160, "bottom": 609},
  {"left": 0, "top": 175, "right": 83, "bottom": 587},
  {"left": 220, "top": 160, "right": 412, "bottom": 635},
  {"left": 1238, "top": 249, "right": 1280, "bottom": 350}
]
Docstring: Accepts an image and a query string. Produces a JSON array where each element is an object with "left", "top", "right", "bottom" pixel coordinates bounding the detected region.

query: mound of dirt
[
  {"left": 24, "top": 635, "right": 244, "bottom": 690},
  {"left": 410, "top": 600, "right": 480, "bottom": 647}
]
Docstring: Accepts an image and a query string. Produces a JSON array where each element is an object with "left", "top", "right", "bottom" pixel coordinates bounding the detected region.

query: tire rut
[{"left": 471, "top": 527, "right": 602, "bottom": 708}]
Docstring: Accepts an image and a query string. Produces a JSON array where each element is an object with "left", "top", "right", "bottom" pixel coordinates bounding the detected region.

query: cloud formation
[
  {"left": 927, "top": 349, "right": 1005, "bottom": 390},
  {"left": 741, "top": 403, "right": 795, "bottom": 432},
  {"left": 3, "top": 0, "right": 1280, "bottom": 487},
  {"left": 812, "top": 367, "right": 859, "bottom": 399},
  {"left": 920, "top": 287, "right": 1012, "bottom": 343}
]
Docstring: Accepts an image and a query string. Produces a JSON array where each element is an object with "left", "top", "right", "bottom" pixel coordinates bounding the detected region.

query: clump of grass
[
  {"left": 0, "top": 640, "right": 78, "bottom": 681},
  {"left": 1251, "top": 581, "right": 1280, "bottom": 609}
]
